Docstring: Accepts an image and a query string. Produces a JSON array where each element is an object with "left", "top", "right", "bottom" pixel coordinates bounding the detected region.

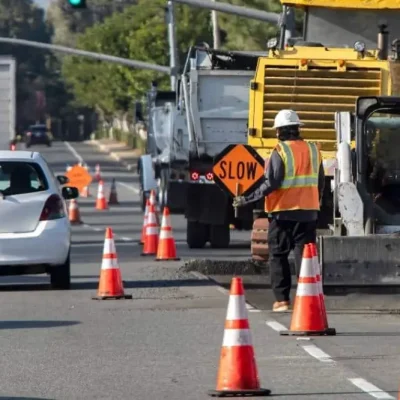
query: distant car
[
  {"left": 0, "top": 151, "right": 79, "bottom": 289},
  {"left": 25, "top": 124, "right": 52, "bottom": 148}
]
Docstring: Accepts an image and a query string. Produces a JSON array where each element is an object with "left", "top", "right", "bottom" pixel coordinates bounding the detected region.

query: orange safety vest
[{"left": 265, "top": 140, "right": 321, "bottom": 213}]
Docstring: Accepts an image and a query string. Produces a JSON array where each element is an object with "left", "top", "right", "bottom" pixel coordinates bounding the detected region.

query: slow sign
[
  {"left": 65, "top": 164, "right": 93, "bottom": 192},
  {"left": 213, "top": 144, "right": 265, "bottom": 197}
]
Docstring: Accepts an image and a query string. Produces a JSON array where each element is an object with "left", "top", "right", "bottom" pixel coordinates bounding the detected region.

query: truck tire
[
  {"left": 209, "top": 224, "right": 230, "bottom": 249},
  {"left": 187, "top": 220, "right": 208, "bottom": 249}
]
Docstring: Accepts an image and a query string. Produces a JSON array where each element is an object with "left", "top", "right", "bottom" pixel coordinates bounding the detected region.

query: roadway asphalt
[{"left": 0, "top": 141, "right": 398, "bottom": 400}]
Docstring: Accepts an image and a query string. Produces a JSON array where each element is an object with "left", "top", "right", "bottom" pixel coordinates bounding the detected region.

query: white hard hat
[{"left": 272, "top": 109, "right": 304, "bottom": 129}]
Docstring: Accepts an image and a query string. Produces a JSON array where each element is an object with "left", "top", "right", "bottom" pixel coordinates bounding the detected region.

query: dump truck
[
  {"left": 246, "top": 0, "right": 400, "bottom": 269},
  {"left": 138, "top": 84, "right": 189, "bottom": 213},
  {"left": 182, "top": 46, "right": 261, "bottom": 249}
]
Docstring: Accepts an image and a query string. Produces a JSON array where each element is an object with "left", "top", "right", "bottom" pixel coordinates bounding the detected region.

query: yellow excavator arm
[{"left": 280, "top": 0, "right": 400, "bottom": 8}]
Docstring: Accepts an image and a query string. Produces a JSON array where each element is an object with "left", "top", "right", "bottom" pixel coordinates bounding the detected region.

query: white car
[{"left": 0, "top": 151, "right": 78, "bottom": 289}]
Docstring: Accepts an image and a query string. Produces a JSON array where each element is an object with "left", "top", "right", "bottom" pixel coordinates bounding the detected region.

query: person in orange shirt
[{"left": 233, "top": 110, "right": 325, "bottom": 312}]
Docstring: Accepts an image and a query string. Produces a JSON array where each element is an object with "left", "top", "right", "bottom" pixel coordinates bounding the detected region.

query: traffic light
[{"left": 68, "top": 0, "right": 86, "bottom": 9}]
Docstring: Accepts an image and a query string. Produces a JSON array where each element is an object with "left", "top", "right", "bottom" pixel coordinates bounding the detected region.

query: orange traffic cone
[
  {"left": 95, "top": 180, "right": 108, "bottom": 210},
  {"left": 68, "top": 199, "right": 82, "bottom": 225},
  {"left": 94, "top": 163, "right": 101, "bottom": 182},
  {"left": 149, "top": 189, "right": 160, "bottom": 225},
  {"left": 155, "top": 207, "right": 180, "bottom": 261},
  {"left": 108, "top": 178, "right": 119, "bottom": 205},
  {"left": 310, "top": 243, "right": 336, "bottom": 336},
  {"left": 141, "top": 203, "right": 159, "bottom": 256},
  {"left": 92, "top": 227, "right": 132, "bottom": 300},
  {"left": 280, "top": 244, "right": 332, "bottom": 336},
  {"left": 209, "top": 277, "right": 271, "bottom": 397},
  {"left": 138, "top": 198, "right": 150, "bottom": 245},
  {"left": 80, "top": 185, "right": 90, "bottom": 197},
  {"left": 80, "top": 164, "right": 91, "bottom": 197}
]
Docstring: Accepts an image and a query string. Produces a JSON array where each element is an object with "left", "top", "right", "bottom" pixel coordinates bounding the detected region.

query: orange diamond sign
[
  {"left": 213, "top": 144, "right": 265, "bottom": 197},
  {"left": 65, "top": 164, "right": 93, "bottom": 191}
]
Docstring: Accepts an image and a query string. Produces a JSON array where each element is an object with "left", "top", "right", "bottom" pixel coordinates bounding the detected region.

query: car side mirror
[
  {"left": 62, "top": 186, "right": 79, "bottom": 200},
  {"left": 57, "top": 175, "right": 69, "bottom": 185}
]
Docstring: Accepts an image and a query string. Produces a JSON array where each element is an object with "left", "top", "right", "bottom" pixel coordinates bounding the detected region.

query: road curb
[{"left": 88, "top": 139, "right": 138, "bottom": 173}]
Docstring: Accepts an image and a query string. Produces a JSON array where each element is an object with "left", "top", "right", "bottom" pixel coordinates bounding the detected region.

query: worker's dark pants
[{"left": 268, "top": 218, "right": 317, "bottom": 302}]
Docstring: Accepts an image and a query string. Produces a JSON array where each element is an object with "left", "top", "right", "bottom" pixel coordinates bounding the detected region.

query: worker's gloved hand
[{"left": 233, "top": 196, "right": 246, "bottom": 208}]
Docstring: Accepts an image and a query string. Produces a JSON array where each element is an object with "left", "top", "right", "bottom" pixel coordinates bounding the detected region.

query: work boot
[{"left": 272, "top": 301, "right": 290, "bottom": 312}]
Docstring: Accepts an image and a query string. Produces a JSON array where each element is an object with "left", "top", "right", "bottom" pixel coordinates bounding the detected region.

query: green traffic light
[{"left": 68, "top": 0, "right": 86, "bottom": 8}]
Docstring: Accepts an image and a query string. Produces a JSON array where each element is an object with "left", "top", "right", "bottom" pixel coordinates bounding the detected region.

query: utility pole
[
  {"left": 166, "top": 1, "right": 179, "bottom": 90},
  {"left": 211, "top": 0, "right": 221, "bottom": 49}
]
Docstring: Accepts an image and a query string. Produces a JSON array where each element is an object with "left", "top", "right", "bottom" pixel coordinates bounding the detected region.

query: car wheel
[{"left": 50, "top": 251, "right": 71, "bottom": 290}]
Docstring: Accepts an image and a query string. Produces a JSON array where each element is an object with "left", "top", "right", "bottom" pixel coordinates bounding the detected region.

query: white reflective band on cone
[
  {"left": 146, "top": 226, "right": 159, "bottom": 236},
  {"left": 225, "top": 295, "right": 248, "bottom": 320},
  {"left": 162, "top": 215, "right": 171, "bottom": 227},
  {"left": 222, "top": 329, "right": 253, "bottom": 347},
  {"left": 296, "top": 282, "right": 319, "bottom": 297},
  {"left": 159, "top": 229, "right": 173, "bottom": 240},
  {"left": 103, "top": 238, "right": 116, "bottom": 255},
  {"left": 147, "top": 212, "right": 157, "bottom": 225},
  {"left": 101, "top": 257, "right": 119, "bottom": 270},
  {"left": 299, "top": 259, "right": 314, "bottom": 278}
]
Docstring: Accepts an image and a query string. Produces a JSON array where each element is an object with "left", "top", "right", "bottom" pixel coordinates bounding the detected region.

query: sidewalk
[{"left": 88, "top": 138, "right": 142, "bottom": 172}]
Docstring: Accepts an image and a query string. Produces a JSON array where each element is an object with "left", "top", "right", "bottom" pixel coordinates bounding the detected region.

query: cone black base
[
  {"left": 92, "top": 294, "right": 133, "bottom": 300},
  {"left": 155, "top": 258, "right": 181, "bottom": 261},
  {"left": 280, "top": 328, "right": 336, "bottom": 336},
  {"left": 208, "top": 388, "right": 271, "bottom": 397},
  {"left": 140, "top": 253, "right": 156, "bottom": 257},
  {"left": 70, "top": 221, "right": 83, "bottom": 225}
]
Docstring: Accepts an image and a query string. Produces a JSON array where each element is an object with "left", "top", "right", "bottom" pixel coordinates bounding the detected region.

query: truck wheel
[
  {"left": 187, "top": 220, "right": 208, "bottom": 249},
  {"left": 209, "top": 224, "right": 230, "bottom": 248}
]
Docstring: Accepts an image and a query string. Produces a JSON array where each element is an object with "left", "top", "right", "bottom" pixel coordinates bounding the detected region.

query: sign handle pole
[{"left": 234, "top": 182, "right": 242, "bottom": 219}]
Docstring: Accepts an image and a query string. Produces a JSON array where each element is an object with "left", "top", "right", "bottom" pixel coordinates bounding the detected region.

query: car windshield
[
  {"left": 365, "top": 113, "right": 400, "bottom": 185},
  {"left": 30, "top": 127, "right": 46, "bottom": 134},
  {"left": 0, "top": 161, "right": 49, "bottom": 195}
]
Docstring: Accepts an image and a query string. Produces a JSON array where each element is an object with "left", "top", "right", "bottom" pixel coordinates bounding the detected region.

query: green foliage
[
  {"left": 61, "top": 0, "right": 305, "bottom": 116},
  {"left": 62, "top": 0, "right": 213, "bottom": 115}
]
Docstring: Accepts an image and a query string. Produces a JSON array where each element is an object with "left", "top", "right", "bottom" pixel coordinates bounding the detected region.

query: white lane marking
[
  {"left": 302, "top": 344, "right": 334, "bottom": 363},
  {"left": 64, "top": 141, "right": 83, "bottom": 163},
  {"left": 118, "top": 181, "right": 140, "bottom": 195},
  {"left": 349, "top": 378, "right": 395, "bottom": 399},
  {"left": 266, "top": 320, "right": 287, "bottom": 332}
]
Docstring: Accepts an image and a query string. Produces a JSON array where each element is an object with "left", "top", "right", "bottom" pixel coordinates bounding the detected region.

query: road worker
[{"left": 233, "top": 109, "right": 325, "bottom": 312}]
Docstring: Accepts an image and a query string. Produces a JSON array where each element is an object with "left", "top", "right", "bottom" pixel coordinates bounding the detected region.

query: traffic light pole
[
  {"left": 169, "top": 0, "right": 281, "bottom": 24},
  {"left": 0, "top": 37, "right": 171, "bottom": 74},
  {"left": 166, "top": 1, "right": 179, "bottom": 89}
]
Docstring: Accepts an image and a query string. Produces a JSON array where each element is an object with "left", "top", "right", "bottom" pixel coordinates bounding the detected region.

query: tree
[
  {"left": 61, "top": 0, "right": 213, "bottom": 115},
  {"left": 217, "top": 0, "right": 303, "bottom": 51},
  {"left": 46, "top": 0, "right": 138, "bottom": 47}
]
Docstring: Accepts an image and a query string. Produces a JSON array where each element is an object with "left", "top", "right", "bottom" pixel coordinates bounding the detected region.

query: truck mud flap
[{"left": 319, "top": 235, "right": 400, "bottom": 293}]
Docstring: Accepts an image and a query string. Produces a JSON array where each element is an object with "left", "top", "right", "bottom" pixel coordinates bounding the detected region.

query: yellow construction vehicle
[{"left": 247, "top": 0, "right": 400, "bottom": 289}]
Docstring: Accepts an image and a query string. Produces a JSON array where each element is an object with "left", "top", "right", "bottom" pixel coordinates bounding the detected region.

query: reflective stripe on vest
[{"left": 265, "top": 140, "right": 321, "bottom": 213}]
